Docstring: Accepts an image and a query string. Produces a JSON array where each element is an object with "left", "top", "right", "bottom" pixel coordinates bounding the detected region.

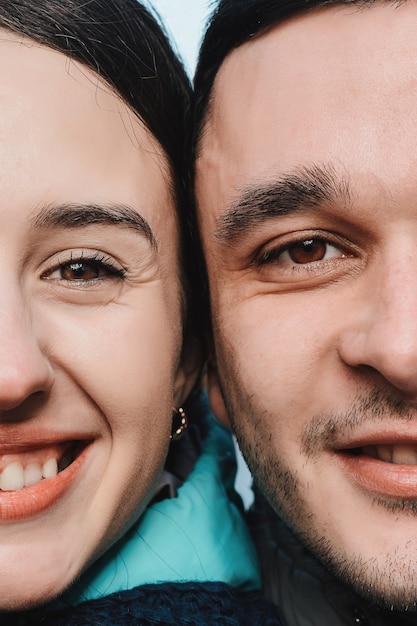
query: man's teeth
[
  {"left": 0, "top": 459, "right": 58, "bottom": 491},
  {"left": 363, "top": 445, "right": 417, "bottom": 465},
  {"left": 391, "top": 445, "right": 417, "bottom": 465},
  {"left": 376, "top": 445, "right": 392, "bottom": 463}
]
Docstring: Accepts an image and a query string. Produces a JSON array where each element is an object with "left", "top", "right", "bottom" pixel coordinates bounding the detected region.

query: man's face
[
  {"left": 196, "top": 2, "right": 417, "bottom": 609},
  {"left": 0, "top": 33, "right": 189, "bottom": 609}
]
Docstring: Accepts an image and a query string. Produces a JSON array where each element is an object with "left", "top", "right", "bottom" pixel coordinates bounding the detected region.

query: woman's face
[{"left": 0, "top": 32, "right": 190, "bottom": 609}]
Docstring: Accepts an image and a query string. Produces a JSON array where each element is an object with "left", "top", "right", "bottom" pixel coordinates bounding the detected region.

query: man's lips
[
  {"left": 335, "top": 439, "right": 417, "bottom": 498},
  {"left": 343, "top": 443, "right": 417, "bottom": 465}
]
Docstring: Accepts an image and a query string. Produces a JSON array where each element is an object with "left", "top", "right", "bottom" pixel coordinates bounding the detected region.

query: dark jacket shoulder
[
  {"left": 7, "top": 582, "right": 283, "bottom": 625},
  {"left": 249, "top": 488, "right": 417, "bottom": 626}
]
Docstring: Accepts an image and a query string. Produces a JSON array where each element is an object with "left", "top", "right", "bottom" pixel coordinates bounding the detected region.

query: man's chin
[
  {"left": 245, "top": 450, "right": 417, "bottom": 613},
  {"left": 296, "top": 523, "right": 417, "bottom": 613}
]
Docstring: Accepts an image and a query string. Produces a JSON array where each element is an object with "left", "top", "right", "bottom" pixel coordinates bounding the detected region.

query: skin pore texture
[
  {"left": 0, "top": 31, "right": 192, "bottom": 610},
  {"left": 196, "top": 1, "right": 417, "bottom": 611}
]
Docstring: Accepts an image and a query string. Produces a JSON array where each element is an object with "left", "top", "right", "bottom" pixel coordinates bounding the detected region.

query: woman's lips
[
  {"left": 336, "top": 442, "right": 417, "bottom": 498},
  {"left": 0, "top": 442, "right": 74, "bottom": 491},
  {"left": 0, "top": 441, "right": 90, "bottom": 520}
]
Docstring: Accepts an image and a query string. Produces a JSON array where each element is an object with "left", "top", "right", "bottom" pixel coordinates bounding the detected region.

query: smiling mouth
[
  {"left": 0, "top": 441, "right": 86, "bottom": 492},
  {"left": 336, "top": 442, "right": 417, "bottom": 498},
  {"left": 0, "top": 439, "right": 91, "bottom": 520},
  {"left": 342, "top": 444, "right": 417, "bottom": 465}
]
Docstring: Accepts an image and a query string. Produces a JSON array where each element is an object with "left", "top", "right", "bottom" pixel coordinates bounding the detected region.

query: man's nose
[
  {"left": 338, "top": 251, "right": 417, "bottom": 395},
  {"left": 0, "top": 298, "right": 53, "bottom": 412}
]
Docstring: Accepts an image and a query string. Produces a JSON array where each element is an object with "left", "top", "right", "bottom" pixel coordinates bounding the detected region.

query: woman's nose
[{"left": 0, "top": 304, "right": 53, "bottom": 411}]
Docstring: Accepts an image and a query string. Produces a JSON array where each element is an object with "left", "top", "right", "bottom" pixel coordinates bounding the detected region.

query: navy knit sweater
[{"left": 3, "top": 582, "right": 283, "bottom": 625}]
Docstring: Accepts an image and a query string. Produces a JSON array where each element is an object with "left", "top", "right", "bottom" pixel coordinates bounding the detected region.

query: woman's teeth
[{"left": 0, "top": 458, "right": 58, "bottom": 491}]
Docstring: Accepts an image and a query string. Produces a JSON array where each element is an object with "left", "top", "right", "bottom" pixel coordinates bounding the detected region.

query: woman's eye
[
  {"left": 43, "top": 255, "right": 125, "bottom": 282},
  {"left": 261, "top": 238, "right": 346, "bottom": 266},
  {"left": 57, "top": 260, "right": 106, "bottom": 281}
]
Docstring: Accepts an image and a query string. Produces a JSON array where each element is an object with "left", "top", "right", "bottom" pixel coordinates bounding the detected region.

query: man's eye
[{"left": 260, "top": 238, "right": 345, "bottom": 266}]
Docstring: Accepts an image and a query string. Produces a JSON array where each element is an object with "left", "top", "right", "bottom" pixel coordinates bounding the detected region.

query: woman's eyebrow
[
  {"left": 214, "top": 164, "right": 351, "bottom": 244},
  {"left": 32, "top": 202, "right": 157, "bottom": 248}
]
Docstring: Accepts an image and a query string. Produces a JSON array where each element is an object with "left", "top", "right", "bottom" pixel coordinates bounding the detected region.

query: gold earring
[{"left": 170, "top": 407, "right": 187, "bottom": 440}]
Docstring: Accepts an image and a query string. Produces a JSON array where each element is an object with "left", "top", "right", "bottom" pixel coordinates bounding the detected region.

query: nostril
[
  {"left": 340, "top": 336, "right": 417, "bottom": 396},
  {"left": 0, "top": 340, "right": 53, "bottom": 411},
  {"left": 0, "top": 370, "right": 53, "bottom": 412}
]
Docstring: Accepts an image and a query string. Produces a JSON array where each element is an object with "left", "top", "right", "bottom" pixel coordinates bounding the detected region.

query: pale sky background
[
  {"left": 147, "top": 1, "right": 255, "bottom": 507},
  {"left": 149, "top": 0, "right": 213, "bottom": 76}
]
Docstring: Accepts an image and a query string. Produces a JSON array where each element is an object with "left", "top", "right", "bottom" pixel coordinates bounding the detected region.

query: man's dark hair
[
  {"left": 194, "top": 0, "right": 382, "bottom": 150},
  {"left": 191, "top": 0, "right": 380, "bottom": 328}
]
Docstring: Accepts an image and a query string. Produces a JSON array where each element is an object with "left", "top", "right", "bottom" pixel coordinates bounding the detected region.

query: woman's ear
[
  {"left": 173, "top": 331, "right": 201, "bottom": 406},
  {"left": 207, "top": 356, "right": 231, "bottom": 429}
]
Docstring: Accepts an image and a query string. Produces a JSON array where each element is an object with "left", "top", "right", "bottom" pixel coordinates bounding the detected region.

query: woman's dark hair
[{"left": 0, "top": 0, "right": 197, "bottom": 330}]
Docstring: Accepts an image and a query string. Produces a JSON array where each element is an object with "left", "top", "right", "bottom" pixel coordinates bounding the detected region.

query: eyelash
[
  {"left": 254, "top": 234, "right": 350, "bottom": 268},
  {"left": 42, "top": 251, "right": 127, "bottom": 283}
]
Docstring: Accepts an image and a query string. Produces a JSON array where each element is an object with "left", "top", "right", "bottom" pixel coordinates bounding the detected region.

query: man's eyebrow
[
  {"left": 215, "top": 165, "right": 351, "bottom": 243},
  {"left": 32, "top": 202, "right": 156, "bottom": 248}
]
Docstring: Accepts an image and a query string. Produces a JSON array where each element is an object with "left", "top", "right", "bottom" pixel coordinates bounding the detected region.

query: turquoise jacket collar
[{"left": 58, "top": 402, "right": 260, "bottom": 606}]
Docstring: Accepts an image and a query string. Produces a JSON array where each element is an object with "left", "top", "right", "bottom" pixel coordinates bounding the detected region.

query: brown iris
[
  {"left": 60, "top": 261, "right": 101, "bottom": 280},
  {"left": 287, "top": 239, "right": 327, "bottom": 264}
]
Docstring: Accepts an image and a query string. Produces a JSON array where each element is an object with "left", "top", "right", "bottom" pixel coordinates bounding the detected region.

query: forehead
[
  {"left": 0, "top": 30, "right": 170, "bottom": 205},
  {"left": 196, "top": 2, "right": 417, "bottom": 223}
]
